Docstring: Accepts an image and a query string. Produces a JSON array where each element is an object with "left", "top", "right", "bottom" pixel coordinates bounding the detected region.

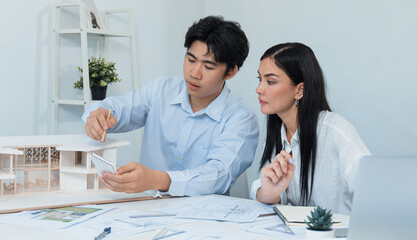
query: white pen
[{"left": 283, "top": 142, "right": 294, "bottom": 165}]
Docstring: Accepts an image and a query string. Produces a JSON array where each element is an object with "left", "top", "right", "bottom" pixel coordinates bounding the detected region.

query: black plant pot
[{"left": 90, "top": 85, "right": 108, "bottom": 100}]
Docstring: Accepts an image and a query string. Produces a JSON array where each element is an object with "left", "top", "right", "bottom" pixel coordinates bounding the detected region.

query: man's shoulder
[{"left": 222, "top": 93, "right": 256, "bottom": 120}]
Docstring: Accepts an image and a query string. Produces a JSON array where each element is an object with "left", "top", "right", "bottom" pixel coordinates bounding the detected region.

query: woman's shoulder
[
  {"left": 318, "top": 111, "right": 358, "bottom": 136},
  {"left": 317, "top": 111, "right": 370, "bottom": 155}
]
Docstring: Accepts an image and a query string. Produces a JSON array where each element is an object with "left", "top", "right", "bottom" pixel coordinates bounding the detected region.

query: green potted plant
[
  {"left": 304, "top": 206, "right": 335, "bottom": 239},
  {"left": 74, "top": 56, "right": 121, "bottom": 100}
]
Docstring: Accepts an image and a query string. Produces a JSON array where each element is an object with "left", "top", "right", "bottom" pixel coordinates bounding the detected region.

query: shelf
[
  {"left": 54, "top": 99, "right": 86, "bottom": 106},
  {"left": 52, "top": 2, "right": 138, "bottom": 133},
  {"left": 56, "top": 2, "right": 78, "bottom": 8},
  {"left": 57, "top": 28, "right": 131, "bottom": 37},
  {"left": 53, "top": 99, "right": 106, "bottom": 106}
]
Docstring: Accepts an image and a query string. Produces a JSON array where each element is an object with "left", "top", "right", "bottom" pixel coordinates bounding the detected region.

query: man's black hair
[{"left": 184, "top": 16, "right": 249, "bottom": 75}]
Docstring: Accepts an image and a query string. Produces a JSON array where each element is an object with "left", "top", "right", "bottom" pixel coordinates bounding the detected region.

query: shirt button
[
  {"left": 182, "top": 136, "right": 186, "bottom": 139},
  {"left": 177, "top": 157, "right": 181, "bottom": 161},
  {"left": 175, "top": 191, "right": 178, "bottom": 195}
]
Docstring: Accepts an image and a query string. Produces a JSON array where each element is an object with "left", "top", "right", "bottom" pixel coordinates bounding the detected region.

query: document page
[{"left": 174, "top": 195, "right": 267, "bottom": 223}]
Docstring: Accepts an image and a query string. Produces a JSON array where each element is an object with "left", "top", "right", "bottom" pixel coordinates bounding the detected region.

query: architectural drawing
[
  {"left": 31, "top": 206, "right": 102, "bottom": 223},
  {"left": 60, "top": 211, "right": 182, "bottom": 239},
  {"left": 0, "top": 135, "right": 129, "bottom": 195},
  {"left": 151, "top": 226, "right": 263, "bottom": 240},
  {"left": 174, "top": 195, "right": 265, "bottom": 223},
  {"left": 0, "top": 204, "right": 115, "bottom": 230}
]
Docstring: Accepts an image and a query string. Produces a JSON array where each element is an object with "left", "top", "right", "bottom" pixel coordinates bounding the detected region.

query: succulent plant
[{"left": 305, "top": 206, "right": 334, "bottom": 231}]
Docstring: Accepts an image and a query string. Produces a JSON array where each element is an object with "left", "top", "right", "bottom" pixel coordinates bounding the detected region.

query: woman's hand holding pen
[{"left": 257, "top": 150, "right": 295, "bottom": 204}]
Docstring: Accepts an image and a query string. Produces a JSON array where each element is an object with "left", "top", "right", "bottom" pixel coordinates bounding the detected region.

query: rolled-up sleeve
[{"left": 82, "top": 78, "right": 165, "bottom": 132}]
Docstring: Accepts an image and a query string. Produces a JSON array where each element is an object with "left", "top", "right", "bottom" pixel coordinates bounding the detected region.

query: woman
[{"left": 250, "top": 43, "right": 370, "bottom": 214}]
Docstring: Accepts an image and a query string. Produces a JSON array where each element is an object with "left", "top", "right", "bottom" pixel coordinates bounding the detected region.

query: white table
[{"left": 0, "top": 195, "right": 349, "bottom": 240}]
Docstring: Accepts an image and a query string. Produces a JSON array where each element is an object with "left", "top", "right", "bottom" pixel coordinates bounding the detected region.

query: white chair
[{"left": 229, "top": 170, "right": 249, "bottom": 199}]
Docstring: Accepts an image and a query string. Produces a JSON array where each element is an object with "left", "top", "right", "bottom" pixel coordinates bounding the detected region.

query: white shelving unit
[{"left": 52, "top": 0, "right": 138, "bottom": 133}]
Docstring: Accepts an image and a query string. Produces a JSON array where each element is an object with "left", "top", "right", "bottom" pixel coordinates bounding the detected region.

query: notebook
[
  {"left": 347, "top": 156, "right": 417, "bottom": 240},
  {"left": 273, "top": 205, "right": 340, "bottom": 226},
  {"left": 91, "top": 153, "right": 117, "bottom": 177}
]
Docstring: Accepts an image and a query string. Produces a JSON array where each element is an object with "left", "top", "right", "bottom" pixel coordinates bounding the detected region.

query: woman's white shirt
[{"left": 250, "top": 111, "right": 371, "bottom": 215}]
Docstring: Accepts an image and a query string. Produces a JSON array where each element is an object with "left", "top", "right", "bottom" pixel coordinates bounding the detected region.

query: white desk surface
[
  {"left": 0, "top": 195, "right": 349, "bottom": 240},
  {"left": 0, "top": 190, "right": 159, "bottom": 213}
]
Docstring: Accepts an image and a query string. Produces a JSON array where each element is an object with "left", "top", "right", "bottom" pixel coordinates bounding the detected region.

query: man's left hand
[{"left": 99, "top": 162, "right": 171, "bottom": 193}]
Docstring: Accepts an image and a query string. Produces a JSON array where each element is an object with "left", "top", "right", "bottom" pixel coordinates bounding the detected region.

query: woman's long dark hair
[{"left": 259, "top": 43, "right": 331, "bottom": 205}]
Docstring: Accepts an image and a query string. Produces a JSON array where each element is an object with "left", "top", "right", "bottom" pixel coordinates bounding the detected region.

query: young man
[{"left": 82, "top": 16, "right": 259, "bottom": 196}]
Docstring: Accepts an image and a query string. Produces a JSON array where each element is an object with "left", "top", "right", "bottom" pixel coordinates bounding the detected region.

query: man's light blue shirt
[{"left": 83, "top": 77, "right": 259, "bottom": 196}]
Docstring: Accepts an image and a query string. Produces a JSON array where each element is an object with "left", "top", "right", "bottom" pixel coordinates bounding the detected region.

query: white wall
[
  {"left": 0, "top": 1, "right": 53, "bottom": 135},
  {"left": 0, "top": 0, "right": 204, "bottom": 169},
  {"left": 204, "top": 0, "right": 417, "bottom": 187},
  {"left": 1, "top": 0, "right": 417, "bottom": 197}
]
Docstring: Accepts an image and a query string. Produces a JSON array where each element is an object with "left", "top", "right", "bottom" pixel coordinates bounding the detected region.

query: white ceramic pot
[{"left": 305, "top": 228, "right": 335, "bottom": 239}]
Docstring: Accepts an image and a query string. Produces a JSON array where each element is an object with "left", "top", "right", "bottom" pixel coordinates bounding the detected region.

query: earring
[{"left": 296, "top": 99, "right": 299, "bottom": 107}]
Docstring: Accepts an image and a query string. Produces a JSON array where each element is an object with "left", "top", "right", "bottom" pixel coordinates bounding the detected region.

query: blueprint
[
  {"left": 174, "top": 195, "right": 266, "bottom": 223},
  {"left": 60, "top": 210, "right": 187, "bottom": 239},
  {"left": 0, "top": 205, "right": 114, "bottom": 229},
  {"left": 154, "top": 226, "right": 264, "bottom": 240}
]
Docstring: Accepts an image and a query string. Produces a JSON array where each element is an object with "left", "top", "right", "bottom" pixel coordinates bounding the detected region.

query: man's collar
[
  {"left": 170, "top": 80, "right": 230, "bottom": 122},
  {"left": 203, "top": 84, "right": 230, "bottom": 122},
  {"left": 170, "top": 82, "right": 188, "bottom": 106}
]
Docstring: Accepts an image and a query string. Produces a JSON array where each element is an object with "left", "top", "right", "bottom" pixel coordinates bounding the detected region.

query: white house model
[{"left": 0, "top": 135, "right": 129, "bottom": 195}]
